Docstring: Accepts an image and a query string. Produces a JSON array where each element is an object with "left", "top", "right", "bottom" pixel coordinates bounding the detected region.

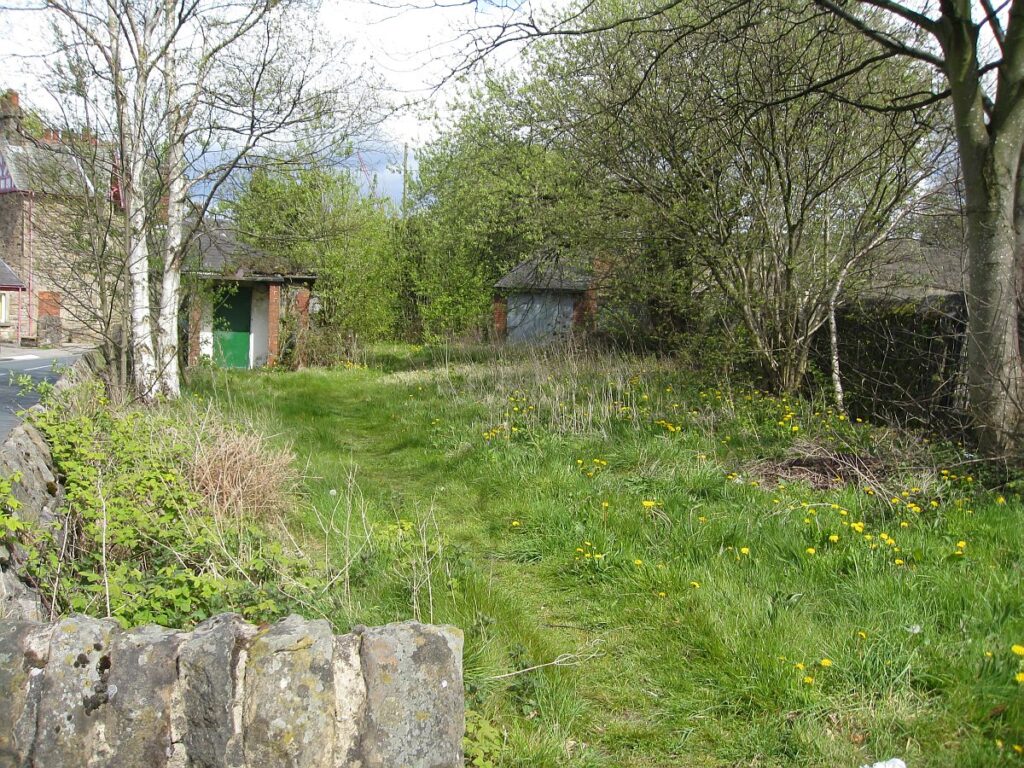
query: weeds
[{"left": 189, "top": 345, "right": 1024, "bottom": 767}]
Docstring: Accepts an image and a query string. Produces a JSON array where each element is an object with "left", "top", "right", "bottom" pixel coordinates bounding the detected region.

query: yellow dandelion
[
  {"left": 739, "top": 546, "right": 750, "bottom": 556},
  {"left": 857, "top": 631, "right": 868, "bottom": 640},
  {"left": 957, "top": 540, "right": 967, "bottom": 549},
  {"left": 894, "top": 559, "right": 905, "bottom": 565},
  {"left": 805, "top": 547, "right": 816, "bottom": 555},
  {"left": 1012, "top": 644, "right": 1024, "bottom": 656},
  {"left": 828, "top": 534, "right": 839, "bottom": 543},
  {"left": 1015, "top": 672, "right": 1024, "bottom": 684},
  {"left": 642, "top": 500, "right": 657, "bottom": 509},
  {"left": 819, "top": 658, "right": 832, "bottom": 667},
  {"left": 794, "top": 662, "right": 805, "bottom": 670},
  {"left": 690, "top": 581, "right": 701, "bottom": 588},
  {"left": 634, "top": 559, "right": 644, "bottom": 566},
  {"left": 658, "top": 591, "right": 666, "bottom": 598},
  {"left": 996, "top": 496, "right": 1006, "bottom": 505},
  {"left": 802, "top": 676, "right": 814, "bottom": 685},
  {"left": 511, "top": 520, "right": 521, "bottom": 527}
]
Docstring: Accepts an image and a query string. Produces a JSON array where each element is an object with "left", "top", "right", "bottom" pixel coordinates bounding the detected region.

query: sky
[{"left": 0, "top": 0, "right": 531, "bottom": 199}]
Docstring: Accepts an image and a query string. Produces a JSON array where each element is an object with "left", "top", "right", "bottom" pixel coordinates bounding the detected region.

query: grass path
[{"left": 193, "top": 356, "right": 1024, "bottom": 768}]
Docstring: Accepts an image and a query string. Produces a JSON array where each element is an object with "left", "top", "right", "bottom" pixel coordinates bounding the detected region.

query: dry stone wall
[
  {"left": 0, "top": 353, "right": 466, "bottom": 767},
  {"left": 0, "top": 613, "right": 464, "bottom": 767}
]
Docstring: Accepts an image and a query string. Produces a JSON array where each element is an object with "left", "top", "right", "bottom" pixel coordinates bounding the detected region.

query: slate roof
[
  {"left": 495, "top": 254, "right": 591, "bottom": 293},
  {"left": 187, "top": 220, "right": 316, "bottom": 284},
  {"left": 0, "top": 258, "right": 26, "bottom": 291},
  {"left": 0, "top": 140, "right": 95, "bottom": 196}
]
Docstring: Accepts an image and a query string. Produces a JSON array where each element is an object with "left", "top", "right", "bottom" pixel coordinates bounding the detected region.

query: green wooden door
[{"left": 213, "top": 287, "right": 252, "bottom": 368}]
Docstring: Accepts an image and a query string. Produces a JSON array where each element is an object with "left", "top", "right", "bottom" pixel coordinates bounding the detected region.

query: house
[
  {"left": 0, "top": 89, "right": 111, "bottom": 346},
  {"left": 493, "top": 253, "right": 596, "bottom": 343},
  {"left": 185, "top": 222, "right": 315, "bottom": 369},
  {"left": 0, "top": 258, "right": 26, "bottom": 321}
]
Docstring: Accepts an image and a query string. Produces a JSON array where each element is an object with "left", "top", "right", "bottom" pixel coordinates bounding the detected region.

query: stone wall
[
  {"left": 0, "top": 420, "right": 61, "bottom": 623},
  {"left": 0, "top": 613, "right": 464, "bottom": 768},
  {"left": 0, "top": 355, "right": 466, "bottom": 766}
]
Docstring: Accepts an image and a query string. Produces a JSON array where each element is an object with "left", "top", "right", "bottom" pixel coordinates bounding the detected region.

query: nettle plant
[
  {"left": 0, "top": 472, "right": 26, "bottom": 540},
  {"left": 26, "top": 379, "right": 321, "bottom": 628}
]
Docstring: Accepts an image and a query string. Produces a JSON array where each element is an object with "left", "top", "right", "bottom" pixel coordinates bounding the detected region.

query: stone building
[{"left": 0, "top": 90, "right": 111, "bottom": 346}]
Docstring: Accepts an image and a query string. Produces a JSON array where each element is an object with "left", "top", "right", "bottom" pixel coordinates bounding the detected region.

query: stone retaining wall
[
  {"left": 0, "top": 352, "right": 466, "bottom": 766},
  {"left": 0, "top": 613, "right": 464, "bottom": 768}
]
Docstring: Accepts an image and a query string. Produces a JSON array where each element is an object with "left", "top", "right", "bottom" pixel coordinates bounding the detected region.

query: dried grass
[
  {"left": 171, "top": 405, "right": 300, "bottom": 522},
  {"left": 749, "top": 440, "right": 885, "bottom": 491}
]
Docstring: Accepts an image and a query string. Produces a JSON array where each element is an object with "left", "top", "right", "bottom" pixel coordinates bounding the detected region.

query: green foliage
[
  {"left": 26, "top": 380, "right": 319, "bottom": 629},
  {"left": 408, "top": 79, "right": 617, "bottom": 342},
  {"left": 0, "top": 472, "right": 25, "bottom": 539},
  {"left": 195, "top": 346, "right": 1024, "bottom": 767},
  {"left": 463, "top": 709, "right": 503, "bottom": 768},
  {"left": 229, "top": 164, "right": 403, "bottom": 342}
]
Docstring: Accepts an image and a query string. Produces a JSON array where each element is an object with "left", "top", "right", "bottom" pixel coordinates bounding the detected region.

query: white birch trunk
[
  {"left": 126, "top": 148, "right": 158, "bottom": 399},
  {"left": 157, "top": 3, "right": 185, "bottom": 398}
]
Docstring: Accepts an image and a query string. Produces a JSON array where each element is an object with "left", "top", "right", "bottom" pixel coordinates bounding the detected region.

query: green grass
[{"left": 188, "top": 346, "right": 1024, "bottom": 768}]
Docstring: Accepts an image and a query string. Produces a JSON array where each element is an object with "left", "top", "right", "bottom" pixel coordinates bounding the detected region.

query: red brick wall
[
  {"left": 572, "top": 287, "right": 597, "bottom": 331},
  {"left": 295, "top": 287, "right": 311, "bottom": 329},
  {"left": 493, "top": 296, "right": 507, "bottom": 341}
]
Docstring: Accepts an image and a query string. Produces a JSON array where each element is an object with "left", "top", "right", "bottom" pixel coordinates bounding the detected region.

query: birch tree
[{"left": 20, "top": 0, "right": 379, "bottom": 399}]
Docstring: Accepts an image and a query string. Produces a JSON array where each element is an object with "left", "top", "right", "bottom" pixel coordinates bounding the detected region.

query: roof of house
[
  {"left": 187, "top": 220, "right": 316, "bottom": 284},
  {"left": 0, "top": 139, "right": 96, "bottom": 196},
  {"left": 495, "top": 254, "right": 591, "bottom": 293},
  {"left": 0, "top": 258, "right": 26, "bottom": 291}
]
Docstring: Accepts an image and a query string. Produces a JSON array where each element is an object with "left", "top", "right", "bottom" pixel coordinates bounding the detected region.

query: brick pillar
[
  {"left": 295, "top": 287, "right": 311, "bottom": 329},
  {"left": 493, "top": 295, "right": 507, "bottom": 341},
  {"left": 267, "top": 284, "right": 281, "bottom": 365},
  {"left": 187, "top": 300, "right": 202, "bottom": 367}
]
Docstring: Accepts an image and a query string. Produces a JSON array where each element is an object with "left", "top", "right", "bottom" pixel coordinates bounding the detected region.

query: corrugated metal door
[{"left": 507, "top": 292, "right": 575, "bottom": 342}]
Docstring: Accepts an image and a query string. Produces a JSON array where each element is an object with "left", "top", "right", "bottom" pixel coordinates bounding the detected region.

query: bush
[{"left": 24, "top": 379, "right": 322, "bottom": 628}]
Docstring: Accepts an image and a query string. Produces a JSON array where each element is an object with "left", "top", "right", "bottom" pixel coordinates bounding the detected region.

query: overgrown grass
[{"left": 189, "top": 345, "right": 1024, "bottom": 768}]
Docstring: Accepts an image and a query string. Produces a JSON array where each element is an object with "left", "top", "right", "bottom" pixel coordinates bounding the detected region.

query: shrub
[{"left": 25, "top": 379, "right": 322, "bottom": 628}]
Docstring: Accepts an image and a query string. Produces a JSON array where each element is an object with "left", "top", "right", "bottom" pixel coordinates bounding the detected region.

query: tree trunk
[
  {"left": 962, "top": 148, "right": 1024, "bottom": 455},
  {"left": 157, "top": 18, "right": 185, "bottom": 399},
  {"left": 126, "top": 150, "right": 158, "bottom": 400},
  {"left": 156, "top": 265, "right": 181, "bottom": 397},
  {"left": 828, "top": 292, "right": 845, "bottom": 415}
]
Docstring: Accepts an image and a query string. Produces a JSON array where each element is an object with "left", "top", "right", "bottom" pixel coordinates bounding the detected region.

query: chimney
[{"left": 1, "top": 90, "right": 23, "bottom": 142}]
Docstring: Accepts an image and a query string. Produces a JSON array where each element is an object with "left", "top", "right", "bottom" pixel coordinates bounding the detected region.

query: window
[{"left": 0, "top": 293, "right": 9, "bottom": 325}]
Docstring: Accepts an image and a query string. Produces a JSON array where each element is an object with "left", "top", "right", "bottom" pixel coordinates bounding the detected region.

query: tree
[
  {"left": 430, "top": 1, "right": 938, "bottom": 391},
  {"left": 409, "top": 79, "right": 628, "bottom": 340},
  {"left": 452, "top": 0, "right": 1024, "bottom": 454},
  {"left": 11, "top": 0, "right": 379, "bottom": 398},
  {"left": 230, "top": 163, "right": 403, "bottom": 343}
]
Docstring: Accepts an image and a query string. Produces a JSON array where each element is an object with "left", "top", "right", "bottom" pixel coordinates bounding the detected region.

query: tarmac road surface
[{"left": 0, "top": 346, "right": 87, "bottom": 441}]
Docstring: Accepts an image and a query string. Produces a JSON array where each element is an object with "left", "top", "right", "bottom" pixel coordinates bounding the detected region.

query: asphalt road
[{"left": 0, "top": 346, "right": 85, "bottom": 441}]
